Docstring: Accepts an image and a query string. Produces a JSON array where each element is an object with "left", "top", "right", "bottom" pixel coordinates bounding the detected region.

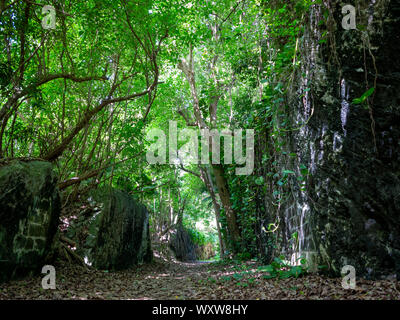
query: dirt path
[{"left": 0, "top": 259, "right": 399, "bottom": 300}]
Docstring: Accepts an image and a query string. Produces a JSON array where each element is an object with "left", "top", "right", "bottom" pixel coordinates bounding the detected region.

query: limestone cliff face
[
  {"left": 0, "top": 160, "right": 60, "bottom": 283},
  {"left": 267, "top": 0, "right": 400, "bottom": 279}
]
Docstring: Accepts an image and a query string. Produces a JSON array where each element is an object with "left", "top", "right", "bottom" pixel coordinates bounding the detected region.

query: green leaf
[
  {"left": 283, "top": 169, "right": 295, "bottom": 175},
  {"left": 258, "top": 265, "right": 274, "bottom": 272},
  {"left": 290, "top": 266, "right": 303, "bottom": 278},
  {"left": 255, "top": 176, "right": 265, "bottom": 186},
  {"left": 274, "top": 257, "right": 284, "bottom": 265},
  {"left": 279, "top": 271, "right": 291, "bottom": 279},
  {"left": 352, "top": 87, "right": 375, "bottom": 104}
]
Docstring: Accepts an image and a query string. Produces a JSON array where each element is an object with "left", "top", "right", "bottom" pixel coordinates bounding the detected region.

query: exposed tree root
[{"left": 57, "top": 236, "right": 88, "bottom": 269}]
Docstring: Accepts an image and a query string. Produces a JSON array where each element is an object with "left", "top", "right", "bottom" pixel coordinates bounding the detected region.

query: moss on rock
[
  {"left": 0, "top": 160, "right": 60, "bottom": 283},
  {"left": 67, "top": 187, "right": 152, "bottom": 270}
]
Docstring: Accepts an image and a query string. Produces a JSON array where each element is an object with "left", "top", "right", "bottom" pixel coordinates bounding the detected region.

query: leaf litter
[{"left": 0, "top": 258, "right": 399, "bottom": 300}]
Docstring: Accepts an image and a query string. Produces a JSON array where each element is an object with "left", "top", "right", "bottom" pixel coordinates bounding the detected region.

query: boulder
[
  {"left": 169, "top": 225, "right": 197, "bottom": 262},
  {"left": 67, "top": 187, "right": 152, "bottom": 270},
  {"left": 0, "top": 159, "right": 60, "bottom": 283}
]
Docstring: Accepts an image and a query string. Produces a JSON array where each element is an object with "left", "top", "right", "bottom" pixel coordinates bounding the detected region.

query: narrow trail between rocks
[{"left": 1, "top": 258, "right": 399, "bottom": 300}]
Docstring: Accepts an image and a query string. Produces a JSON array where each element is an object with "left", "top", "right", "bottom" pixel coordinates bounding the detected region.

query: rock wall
[
  {"left": 67, "top": 188, "right": 152, "bottom": 270},
  {"left": 267, "top": 0, "right": 400, "bottom": 279},
  {"left": 0, "top": 160, "right": 60, "bottom": 283}
]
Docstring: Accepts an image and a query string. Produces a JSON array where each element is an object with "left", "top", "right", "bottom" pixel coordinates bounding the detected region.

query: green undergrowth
[{"left": 204, "top": 254, "right": 308, "bottom": 288}]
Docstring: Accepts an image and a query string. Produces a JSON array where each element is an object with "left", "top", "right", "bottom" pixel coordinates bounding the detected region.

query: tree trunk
[
  {"left": 199, "top": 166, "right": 226, "bottom": 257},
  {"left": 212, "top": 164, "right": 241, "bottom": 247},
  {"left": 178, "top": 44, "right": 242, "bottom": 252}
]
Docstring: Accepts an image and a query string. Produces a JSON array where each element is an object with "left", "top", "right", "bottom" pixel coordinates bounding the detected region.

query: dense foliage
[{"left": 1, "top": 0, "right": 320, "bottom": 262}]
